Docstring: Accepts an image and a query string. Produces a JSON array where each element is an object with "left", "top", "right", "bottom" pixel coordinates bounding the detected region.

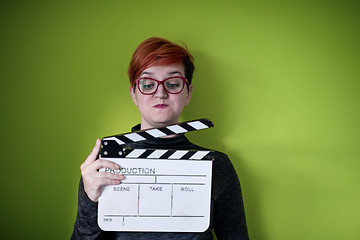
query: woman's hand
[{"left": 80, "top": 139, "right": 125, "bottom": 202}]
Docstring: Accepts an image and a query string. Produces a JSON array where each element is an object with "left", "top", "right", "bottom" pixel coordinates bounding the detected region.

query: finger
[
  {"left": 83, "top": 177, "right": 123, "bottom": 202},
  {"left": 101, "top": 178, "right": 123, "bottom": 186},
  {"left": 91, "top": 159, "right": 121, "bottom": 172},
  {"left": 87, "top": 176, "right": 123, "bottom": 190},
  {"left": 82, "top": 139, "right": 101, "bottom": 168},
  {"left": 98, "top": 171, "right": 125, "bottom": 181}
]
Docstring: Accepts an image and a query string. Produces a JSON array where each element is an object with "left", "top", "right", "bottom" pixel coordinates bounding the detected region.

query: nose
[{"left": 154, "top": 83, "right": 168, "bottom": 98}]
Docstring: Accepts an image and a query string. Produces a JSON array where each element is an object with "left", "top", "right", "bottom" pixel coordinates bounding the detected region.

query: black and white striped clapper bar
[
  {"left": 98, "top": 119, "right": 215, "bottom": 232},
  {"left": 100, "top": 118, "right": 214, "bottom": 159}
]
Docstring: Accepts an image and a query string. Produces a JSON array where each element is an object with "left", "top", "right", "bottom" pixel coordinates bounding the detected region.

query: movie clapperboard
[{"left": 98, "top": 119, "right": 214, "bottom": 232}]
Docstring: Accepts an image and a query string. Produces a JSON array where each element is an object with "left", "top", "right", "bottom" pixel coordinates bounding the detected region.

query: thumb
[{"left": 83, "top": 139, "right": 101, "bottom": 167}]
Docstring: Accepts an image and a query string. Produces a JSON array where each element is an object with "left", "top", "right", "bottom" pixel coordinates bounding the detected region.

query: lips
[{"left": 153, "top": 104, "right": 169, "bottom": 109}]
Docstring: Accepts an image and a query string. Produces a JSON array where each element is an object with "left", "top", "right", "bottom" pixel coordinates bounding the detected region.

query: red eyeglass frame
[{"left": 135, "top": 76, "right": 188, "bottom": 95}]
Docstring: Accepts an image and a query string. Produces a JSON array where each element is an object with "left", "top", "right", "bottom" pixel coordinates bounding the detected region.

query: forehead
[{"left": 140, "top": 63, "right": 185, "bottom": 77}]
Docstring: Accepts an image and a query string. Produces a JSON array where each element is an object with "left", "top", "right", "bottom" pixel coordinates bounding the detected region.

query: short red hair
[{"left": 128, "top": 37, "right": 194, "bottom": 87}]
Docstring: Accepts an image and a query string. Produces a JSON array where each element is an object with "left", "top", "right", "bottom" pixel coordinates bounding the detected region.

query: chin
[{"left": 151, "top": 118, "right": 177, "bottom": 127}]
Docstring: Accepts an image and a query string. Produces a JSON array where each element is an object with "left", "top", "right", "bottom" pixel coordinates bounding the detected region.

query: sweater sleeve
[
  {"left": 212, "top": 153, "right": 249, "bottom": 240},
  {"left": 71, "top": 178, "right": 114, "bottom": 240}
]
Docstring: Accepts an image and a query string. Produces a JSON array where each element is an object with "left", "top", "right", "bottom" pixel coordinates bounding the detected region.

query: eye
[
  {"left": 165, "top": 78, "right": 182, "bottom": 89},
  {"left": 140, "top": 79, "right": 156, "bottom": 90},
  {"left": 143, "top": 83, "right": 155, "bottom": 90},
  {"left": 166, "top": 83, "right": 180, "bottom": 89}
]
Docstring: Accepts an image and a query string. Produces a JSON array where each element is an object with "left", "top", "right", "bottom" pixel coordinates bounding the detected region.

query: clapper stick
[{"left": 100, "top": 118, "right": 213, "bottom": 158}]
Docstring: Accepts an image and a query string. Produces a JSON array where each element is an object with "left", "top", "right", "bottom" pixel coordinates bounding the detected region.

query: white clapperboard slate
[{"left": 98, "top": 119, "right": 214, "bottom": 232}]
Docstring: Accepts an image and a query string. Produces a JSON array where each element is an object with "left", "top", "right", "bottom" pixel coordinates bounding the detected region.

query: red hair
[{"left": 128, "top": 37, "right": 194, "bottom": 87}]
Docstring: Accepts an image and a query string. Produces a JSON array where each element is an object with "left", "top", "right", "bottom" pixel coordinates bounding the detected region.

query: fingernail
[{"left": 115, "top": 164, "right": 120, "bottom": 169}]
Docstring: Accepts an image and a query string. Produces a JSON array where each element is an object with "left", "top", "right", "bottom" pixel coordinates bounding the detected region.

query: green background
[{"left": 1, "top": 0, "right": 359, "bottom": 239}]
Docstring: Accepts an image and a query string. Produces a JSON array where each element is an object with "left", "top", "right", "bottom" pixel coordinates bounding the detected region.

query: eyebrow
[
  {"left": 168, "top": 71, "right": 183, "bottom": 76},
  {"left": 140, "top": 71, "right": 152, "bottom": 76},
  {"left": 140, "top": 71, "right": 184, "bottom": 77}
]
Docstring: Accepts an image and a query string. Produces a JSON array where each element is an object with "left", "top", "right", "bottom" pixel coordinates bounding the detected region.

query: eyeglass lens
[{"left": 138, "top": 78, "right": 184, "bottom": 94}]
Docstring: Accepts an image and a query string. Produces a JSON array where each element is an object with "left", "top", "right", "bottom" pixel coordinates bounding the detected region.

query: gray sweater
[{"left": 71, "top": 125, "right": 249, "bottom": 240}]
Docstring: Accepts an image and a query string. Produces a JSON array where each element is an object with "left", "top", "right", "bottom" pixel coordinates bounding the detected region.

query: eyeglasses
[{"left": 136, "top": 76, "right": 188, "bottom": 95}]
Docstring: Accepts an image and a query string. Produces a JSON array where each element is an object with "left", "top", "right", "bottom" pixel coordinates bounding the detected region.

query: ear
[
  {"left": 129, "top": 86, "right": 138, "bottom": 106},
  {"left": 185, "top": 84, "right": 193, "bottom": 106}
]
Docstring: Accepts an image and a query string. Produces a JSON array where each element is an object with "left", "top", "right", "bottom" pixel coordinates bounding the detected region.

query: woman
[{"left": 71, "top": 37, "right": 249, "bottom": 239}]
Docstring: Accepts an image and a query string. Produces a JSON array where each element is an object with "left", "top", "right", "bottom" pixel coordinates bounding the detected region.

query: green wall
[{"left": 1, "top": 1, "right": 359, "bottom": 239}]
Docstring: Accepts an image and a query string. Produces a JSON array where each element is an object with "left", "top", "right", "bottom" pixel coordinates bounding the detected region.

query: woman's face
[{"left": 130, "top": 63, "right": 193, "bottom": 130}]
